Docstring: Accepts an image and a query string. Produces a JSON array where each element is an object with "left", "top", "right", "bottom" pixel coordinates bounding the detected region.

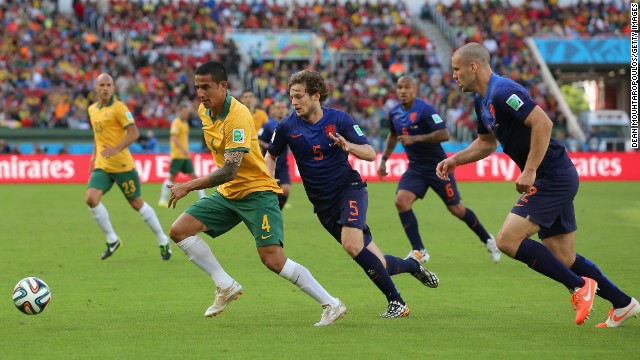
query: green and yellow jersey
[
  {"left": 169, "top": 117, "right": 190, "bottom": 160},
  {"left": 252, "top": 108, "right": 269, "bottom": 133},
  {"left": 88, "top": 96, "right": 135, "bottom": 173},
  {"left": 198, "top": 95, "right": 282, "bottom": 200}
]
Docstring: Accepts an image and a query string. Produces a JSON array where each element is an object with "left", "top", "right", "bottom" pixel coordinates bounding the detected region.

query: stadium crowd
[
  {"left": 0, "top": 0, "right": 631, "bottom": 153},
  {"left": 427, "top": 0, "right": 631, "bottom": 149}
]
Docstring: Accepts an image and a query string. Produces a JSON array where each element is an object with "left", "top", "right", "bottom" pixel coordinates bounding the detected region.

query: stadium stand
[{"left": 0, "top": 0, "right": 631, "bottom": 154}]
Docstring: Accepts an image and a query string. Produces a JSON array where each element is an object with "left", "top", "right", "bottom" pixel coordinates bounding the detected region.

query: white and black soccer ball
[{"left": 12, "top": 277, "right": 51, "bottom": 315}]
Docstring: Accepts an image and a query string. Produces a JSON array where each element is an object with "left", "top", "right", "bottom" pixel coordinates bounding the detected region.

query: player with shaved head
[
  {"left": 437, "top": 42, "right": 638, "bottom": 327},
  {"left": 86, "top": 73, "right": 172, "bottom": 261}
]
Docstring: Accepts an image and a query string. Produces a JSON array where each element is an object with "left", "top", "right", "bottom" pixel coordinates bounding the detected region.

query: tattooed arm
[{"left": 167, "top": 151, "right": 244, "bottom": 208}]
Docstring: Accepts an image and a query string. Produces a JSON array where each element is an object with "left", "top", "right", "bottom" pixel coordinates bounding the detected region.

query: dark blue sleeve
[
  {"left": 420, "top": 104, "right": 446, "bottom": 132},
  {"left": 267, "top": 121, "right": 287, "bottom": 157},
  {"left": 474, "top": 96, "right": 489, "bottom": 134},
  {"left": 338, "top": 113, "right": 370, "bottom": 145},
  {"left": 492, "top": 85, "right": 537, "bottom": 124},
  {"left": 258, "top": 122, "right": 272, "bottom": 143}
]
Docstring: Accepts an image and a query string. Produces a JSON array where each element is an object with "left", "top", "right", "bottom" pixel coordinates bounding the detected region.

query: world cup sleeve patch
[
  {"left": 232, "top": 129, "right": 245, "bottom": 143},
  {"left": 353, "top": 124, "right": 364, "bottom": 136},
  {"left": 506, "top": 94, "right": 524, "bottom": 111},
  {"left": 125, "top": 111, "right": 134, "bottom": 121},
  {"left": 431, "top": 114, "right": 443, "bottom": 124}
]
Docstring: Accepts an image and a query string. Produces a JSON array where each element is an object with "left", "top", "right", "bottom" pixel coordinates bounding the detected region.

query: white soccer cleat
[
  {"left": 204, "top": 281, "right": 243, "bottom": 317},
  {"left": 405, "top": 249, "right": 430, "bottom": 264},
  {"left": 485, "top": 235, "right": 501, "bottom": 263},
  {"left": 314, "top": 299, "right": 347, "bottom": 326},
  {"left": 596, "top": 297, "right": 640, "bottom": 328}
]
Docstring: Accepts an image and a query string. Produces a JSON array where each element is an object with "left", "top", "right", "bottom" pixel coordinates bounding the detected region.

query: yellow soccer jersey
[
  {"left": 88, "top": 97, "right": 135, "bottom": 172},
  {"left": 198, "top": 95, "right": 282, "bottom": 199},
  {"left": 169, "top": 117, "right": 190, "bottom": 160},
  {"left": 252, "top": 108, "right": 269, "bottom": 133}
]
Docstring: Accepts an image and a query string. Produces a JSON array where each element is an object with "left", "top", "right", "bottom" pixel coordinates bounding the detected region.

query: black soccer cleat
[
  {"left": 410, "top": 258, "right": 439, "bottom": 288},
  {"left": 101, "top": 240, "right": 121, "bottom": 260}
]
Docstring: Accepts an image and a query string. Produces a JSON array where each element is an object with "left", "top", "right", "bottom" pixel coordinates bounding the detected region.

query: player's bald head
[
  {"left": 96, "top": 73, "right": 114, "bottom": 84},
  {"left": 453, "top": 43, "right": 490, "bottom": 66}
]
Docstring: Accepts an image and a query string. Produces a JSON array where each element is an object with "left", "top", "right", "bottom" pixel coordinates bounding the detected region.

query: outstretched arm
[
  {"left": 436, "top": 133, "right": 497, "bottom": 180},
  {"left": 329, "top": 133, "right": 376, "bottom": 161},
  {"left": 168, "top": 151, "right": 244, "bottom": 208}
]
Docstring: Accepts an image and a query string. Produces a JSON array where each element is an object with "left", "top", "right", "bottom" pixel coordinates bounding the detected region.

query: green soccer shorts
[
  {"left": 88, "top": 168, "right": 142, "bottom": 200},
  {"left": 185, "top": 191, "right": 284, "bottom": 247},
  {"left": 169, "top": 158, "right": 195, "bottom": 175}
]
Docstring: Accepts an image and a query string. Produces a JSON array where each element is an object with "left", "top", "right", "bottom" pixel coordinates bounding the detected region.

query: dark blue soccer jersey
[
  {"left": 259, "top": 118, "right": 288, "bottom": 170},
  {"left": 268, "top": 107, "right": 369, "bottom": 210},
  {"left": 474, "top": 73, "right": 573, "bottom": 173},
  {"left": 388, "top": 98, "right": 447, "bottom": 171}
]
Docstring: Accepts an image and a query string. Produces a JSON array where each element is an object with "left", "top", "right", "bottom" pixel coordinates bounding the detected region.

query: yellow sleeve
[
  {"left": 169, "top": 118, "right": 180, "bottom": 135},
  {"left": 224, "top": 110, "right": 253, "bottom": 153},
  {"left": 115, "top": 103, "right": 135, "bottom": 128}
]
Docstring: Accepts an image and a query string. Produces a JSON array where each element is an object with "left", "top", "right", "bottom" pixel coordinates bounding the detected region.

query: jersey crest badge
[
  {"left": 506, "top": 94, "right": 524, "bottom": 111},
  {"left": 489, "top": 104, "right": 496, "bottom": 119},
  {"left": 232, "top": 129, "right": 245, "bottom": 143},
  {"left": 324, "top": 124, "right": 337, "bottom": 137},
  {"left": 410, "top": 112, "right": 417, "bottom": 123}
]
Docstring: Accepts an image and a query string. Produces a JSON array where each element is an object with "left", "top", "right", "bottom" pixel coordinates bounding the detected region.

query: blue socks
[
  {"left": 570, "top": 254, "right": 631, "bottom": 308},
  {"left": 514, "top": 237, "right": 584, "bottom": 289},
  {"left": 461, "top": 208, "right": 490, "bottom": 244},
  {"left": 353, "top": 247, "right": 403, "bottom": 304},
  {"left": 399, "top": 210, "right": 424, "bottom": 250},
  {"left": 384, "top": 255, "right": 420, "bottom": 276}
]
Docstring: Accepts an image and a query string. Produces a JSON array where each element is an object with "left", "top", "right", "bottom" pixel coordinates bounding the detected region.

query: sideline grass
[{"left": 1, "top": 182, "right": 638, "bottom": 359}]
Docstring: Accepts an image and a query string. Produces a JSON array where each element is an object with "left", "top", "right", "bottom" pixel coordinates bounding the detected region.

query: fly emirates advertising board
[{"left": 0, "top": 152, "right": 638, "bottom": 184}]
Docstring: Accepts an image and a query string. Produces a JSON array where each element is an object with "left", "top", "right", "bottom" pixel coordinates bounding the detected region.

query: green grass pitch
[{"left": 1, "top": 181, "right": 639, "bottom": 359}]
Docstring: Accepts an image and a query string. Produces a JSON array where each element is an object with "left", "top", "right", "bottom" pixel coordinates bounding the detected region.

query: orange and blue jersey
[
  {"left": 268, "top": 107, "right": 369, "bottom": 211},
  {"left": 474, "top": 73, "right": 573, "bottom": 173},
  {"left": 389, "top": 98, "right": 447, "bottom": 171}
]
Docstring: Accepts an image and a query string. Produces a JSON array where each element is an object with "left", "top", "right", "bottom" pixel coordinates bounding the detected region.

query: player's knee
[
  {"left": 168, "top": 224, "right": 187, "bottom": 243},
  {"left": 85, "top": 194, "right": 99, "bottom": 208},
  {"left": 447, "top": 205, "right": 464, "bottom": 218},
  {"left": 394, "top": 198, "right": 411, "bottom": 212},
  {"left": 128, "top": 197, "right": 143, "bottom": 211},
  {"left": 495, "top": 233, "right": 519, "bottom": 257},
  {"left": 259, "top": 253, "right": 285, "bottom": 273},
  {"left": 341, "top": 240, "right": 361, "bottom": 257}
]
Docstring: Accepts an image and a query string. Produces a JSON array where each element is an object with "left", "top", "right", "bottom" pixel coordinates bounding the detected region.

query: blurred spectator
[
  {"left": 32, "top": 143, "right": 47, "bottom": 154},
  {"left": 0, "top": 139, "right": 11, "bottom": 154},
  {"left": 138, "top": 129, "right": 158, "bottom": 153},
  {"left": 58, "top": 144, "right": 71, "bottom": 155}
]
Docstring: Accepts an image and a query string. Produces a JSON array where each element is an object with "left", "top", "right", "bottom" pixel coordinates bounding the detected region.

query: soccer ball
[{"left": 12, "top": 277, "right": 51, "bottom": 315}]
